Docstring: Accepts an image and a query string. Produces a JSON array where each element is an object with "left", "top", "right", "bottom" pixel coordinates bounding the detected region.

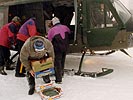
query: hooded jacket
[
  {"left": 47, "top": 24, "right": 70, "bottom": 41},
  {"left": 17, "top": 18, "right": 38, "bottom": 42},
  {"left": 20, "top": 36, "right": 54, "bottom": 72},
  {"left": 0, "top": 22, "right": 19, "bottom": 48}
]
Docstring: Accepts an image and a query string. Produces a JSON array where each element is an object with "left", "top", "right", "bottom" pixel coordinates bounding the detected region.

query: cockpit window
[
  {"left": 110, "top": 0, "right": 131, "bottom": 24},
  {"left": 90, "top": 2, "right": 118, "bottom": 28}
]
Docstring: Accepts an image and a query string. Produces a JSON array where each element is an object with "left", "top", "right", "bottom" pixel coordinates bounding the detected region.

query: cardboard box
[
  {"left": 35, "top": 68, "right": 55, "bottom": 78},
  {"left": 31, "top": 58, "right": 53, "bottom": 72}
]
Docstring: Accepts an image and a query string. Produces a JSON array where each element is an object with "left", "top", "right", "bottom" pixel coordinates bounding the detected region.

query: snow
[{"left": 1, "top": 48, "right": 133, "bottom": 100}]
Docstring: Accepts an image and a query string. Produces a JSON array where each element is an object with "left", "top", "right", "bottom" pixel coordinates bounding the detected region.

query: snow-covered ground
[{"left": 1, "top": 48, "right": 133, "bottom": 100}]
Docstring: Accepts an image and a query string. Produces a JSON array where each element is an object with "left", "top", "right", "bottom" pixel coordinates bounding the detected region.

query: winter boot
[
  {"left": 28, "top": 85, "right": 35, "bottom": 95},
  {"left": 0, "top": 66, "right": 7, "bottom": 75},
  {"left": 42, "top": 75, "right": 51, "bottom": 83},
  {"left": 27, "top": 73, "right": 35, "bottom": 95}
]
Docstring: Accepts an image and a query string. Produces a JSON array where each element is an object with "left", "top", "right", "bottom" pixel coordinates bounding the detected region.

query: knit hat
[
  {"left": 12, "top": 16, "right": 21, "bottom": 22},
  {"left": 34, "top": 40, "right": 44, "bottom": 52},
  {"left": 52, "top": 17, "right": 60, "bottom": 25}
]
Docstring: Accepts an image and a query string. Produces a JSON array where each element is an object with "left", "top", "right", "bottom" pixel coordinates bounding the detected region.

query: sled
[
  {"left": 36, "top": 83, "right": 63, "bottom": 100},
  {"left": 64, "top": 68, "right": 114, "bottom": 78}
]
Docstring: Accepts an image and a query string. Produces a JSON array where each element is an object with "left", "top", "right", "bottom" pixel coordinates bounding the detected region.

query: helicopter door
[
  {"left": 87, "top": 2, "right": 119, "bottom": 49},
  {"left": 0, "top": 6, "right": 8, "bottom": 28}
]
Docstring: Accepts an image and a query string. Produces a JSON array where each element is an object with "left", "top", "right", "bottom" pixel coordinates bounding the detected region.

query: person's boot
[
  {"left": 28, "top": 85, "right": 35, "bottom": 95},
  {"left": 27, "top": 73, "right": 35, "bottom": 95},
  {"left": 0, "top": 66, "right": 7, "bottom": 75}
]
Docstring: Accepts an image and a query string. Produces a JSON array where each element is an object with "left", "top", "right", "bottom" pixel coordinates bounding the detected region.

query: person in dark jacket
[
  {"left": 20, "top": 36, "right": 54, "bottom": 95},
  {"left": 15, "top": 17, "right": 39, "bottom": 77},
  {"left": 0, "top": 16, "right": 21, "bottom": 75},
  {"left": 47, "top": 17, "right": 70, "bottom": 84}
]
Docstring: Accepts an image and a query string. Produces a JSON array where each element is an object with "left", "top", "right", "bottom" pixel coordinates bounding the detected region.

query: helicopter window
[
  {"left": 90, "top": 3, "right": 104, "bottom": 28},
  {"left": 105, "top": 5, "right": 118, "bottom": 27},
  {"left": 110, "top": 0, "right": 131, "bottom": 24},
  {"left": 90, "top": 3, "right": 118, "bottom": 28}
]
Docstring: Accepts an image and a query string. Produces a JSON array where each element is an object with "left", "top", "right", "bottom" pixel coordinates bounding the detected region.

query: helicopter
[{"left": 0, "top": 0, "right": 133, "bottom": 75}]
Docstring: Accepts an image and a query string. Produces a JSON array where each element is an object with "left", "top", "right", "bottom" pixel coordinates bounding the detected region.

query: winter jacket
[
  {"left": 20, "top": 36, "right": 54, "bottom": 72},
  {"left": 47, "top": 24, "right": 70, "bottom": 41},
  {"left": 47, "top": 24, "right": 70, "bottom": 52},
  {"left": 0, "top": 22, "right": 19, "bottom": 48},
  {"left": 17, "top": 18, "right": 38, "bottom": 42}
]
